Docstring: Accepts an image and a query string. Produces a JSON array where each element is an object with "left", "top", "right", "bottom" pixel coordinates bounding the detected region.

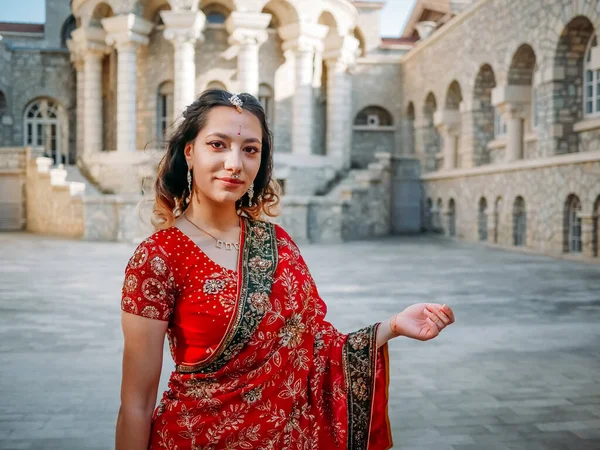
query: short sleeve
[{"left": 121, "top": 238, "right": 176, "bottom": 322}]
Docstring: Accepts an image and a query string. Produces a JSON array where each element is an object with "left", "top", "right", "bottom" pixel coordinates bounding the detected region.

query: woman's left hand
[{"left": 391, "top": 303, "right": 455, "bottom": 341}]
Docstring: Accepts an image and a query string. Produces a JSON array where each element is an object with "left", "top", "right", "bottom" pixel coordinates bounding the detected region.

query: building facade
[{"left": 0, "top": 0, "right": 599, "bottom": 262}]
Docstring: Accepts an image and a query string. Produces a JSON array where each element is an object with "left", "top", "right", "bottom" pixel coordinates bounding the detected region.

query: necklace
[{"left": 183, "top": 214, "right": 240, "bottom": 251}]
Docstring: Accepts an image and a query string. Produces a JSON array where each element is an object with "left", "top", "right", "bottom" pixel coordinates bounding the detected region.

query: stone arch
[
  {"left": 0, "top": 90, "right": 7, "bottom": 116},
  {"left": 444, "top": 80, "right": 463, "bottom": 110},
  {"left": 594, "top": 195, "right": 600, "bottom": 257},
  {"left": 205, "top": 80, "right": 228, "bottom": 91},
  {"left": 421, "top": 92, "right": 440, "bottom": 171},
  {"left": 258, "top": 83, "right": 274, "bottom": 125},
  {"left": 200, "top": 0, "right": 234, "bottom": 23},
  {"left": 352, "top": 105, "right": 395, "bottom": 168},
  {"left": 440, "top": 80, "right": 462, "bottom": 169},
  {"left": 76, "top": 0, "right": 116, "bottom": 26},
  {"left": 512, "top": 196, "right": 526, "bottom": 246},
  {"left": 552, "top": 16, "right": 595, "bottom": 154},
  {"left": 405, "top": 102, "right": 415, "bottom": 155},
  {"left": 317, "top": 0, "right": 355, "bottom": 36},
  {"left": 354, "top": 105, "right": 393, "bottom": 126},
  {"left": 157, "top": 80, "right": 174, "bottom": 140},
  {"left": 472, "top": 63, "right": 496, "bottom": 166},
  {"left": 143, "top": 0, "right": 171, "bottom": 23},
  {"left": 564, "top": 194, "right": 583, "bottom": 253},
  {"left": 493, "top": 196, "right": 503, "bottom": 244},
  {"left": 424, "top": 197, "right": 433, "bottom": 231},
  {"left": 448, "top": 198, "right": 456, "bottom": 237},
  {"left": 435, "top": 197, "right": 443, "bottom": 232},
  {"left": 353, "top": 26, "right": 366, "bottom": 57},
  {"left": 89, "top": 2, "right": 115, "bottom": 26},
  {"left": 259, "top": 0, "right": 300, "bottom": 28},
  {"left": 60, "top": 15, "right": 77, "bottom": 48},
  {"left": 478, "top": 196, "right": 488, "bottom": 241}
]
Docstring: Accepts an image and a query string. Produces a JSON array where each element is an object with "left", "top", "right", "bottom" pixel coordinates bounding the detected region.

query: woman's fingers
[
  {"left": 427, "top": 304, "right": 455, "bottom": 324},
  {"left": 428, "top": 305, "right": 452, "bottom": 325},
  {"left": 425, "top": 317, "right": 440, "bottom": 338},
  {"left": 424, "top": 308, "right": 445, "bottom": 329}
]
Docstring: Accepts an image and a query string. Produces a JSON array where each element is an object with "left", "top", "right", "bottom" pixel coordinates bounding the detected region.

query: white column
[
  {"left": 162, "top": 11, "right": 205, "bottom": 120},
  {"left": 491, "top": 85, "right": 530, "bottom": 163},
  {"left": 103, "top": 14, "right": 153, "bottom": 152},
  {"left": 67, "top": 39, "right": 86, "bottom": 158},
  {"left": 434, "top": 109, "right": 461, "bottom": 170},
  {"left": 323, "top": 36, "right": 358, "bottom": 167},
  {"left": 280, "top": 23, "right": 328, "bottom": 156},
  {"left": 74, "top": 61, "right": 85, "bottom": 158},
  {"left": 83, "top": 51, "right": 104, "bottom": 154},
  {"left": 502, "top": 104, "right": 526, "bottom": 162},
  {"left": 226, "top": 12, "right": 270, "bottom": 97}
]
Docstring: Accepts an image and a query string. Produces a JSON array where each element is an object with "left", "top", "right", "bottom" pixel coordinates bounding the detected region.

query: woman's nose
[{"left": 224, "top": 148, "right": 243, "bottom": 172}]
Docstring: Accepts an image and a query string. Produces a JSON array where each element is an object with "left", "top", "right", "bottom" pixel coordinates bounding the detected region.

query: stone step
[{"left": 64, "top": 164, "right": 102, "bottom": 196}]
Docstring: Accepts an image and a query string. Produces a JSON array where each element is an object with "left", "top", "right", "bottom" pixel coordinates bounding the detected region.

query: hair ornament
[{"left": 229, "top": 93, "right": 244, "bottom": 113}]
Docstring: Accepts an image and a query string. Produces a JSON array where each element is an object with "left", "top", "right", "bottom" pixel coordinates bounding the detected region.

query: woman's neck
[{"left": 185, "top": 197, "right": 240, "bottom": 232}]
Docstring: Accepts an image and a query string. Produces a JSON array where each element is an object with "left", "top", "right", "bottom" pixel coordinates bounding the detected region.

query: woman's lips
[{"left": 217, "top": 178, "right": 244, "bottom": 188}]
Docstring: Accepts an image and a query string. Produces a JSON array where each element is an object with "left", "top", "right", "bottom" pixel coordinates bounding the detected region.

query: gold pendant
[{"left": 216, "top": 240, "right": 240, "bottom": 251}]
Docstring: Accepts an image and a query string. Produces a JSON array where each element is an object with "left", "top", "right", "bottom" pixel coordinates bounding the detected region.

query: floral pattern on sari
[{"left": 122, "top": 220, "right": 392, "bottom": 450}]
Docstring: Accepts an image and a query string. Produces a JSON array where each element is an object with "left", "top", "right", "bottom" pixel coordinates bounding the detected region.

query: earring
[
  {"left": 247, "top": 183, "right": 254, "bottom": 207},
  {"left": 187, "top": 168, "right": 192, "bottom": 202}
]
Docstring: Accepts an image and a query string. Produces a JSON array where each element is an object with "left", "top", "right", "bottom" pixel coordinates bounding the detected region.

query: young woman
[{"left": 115, "top": 90, "right": 455, "bottom": 450}]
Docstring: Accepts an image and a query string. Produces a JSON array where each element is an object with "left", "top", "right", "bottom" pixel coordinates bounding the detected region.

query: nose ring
[{"left": 232, "top": 173, "right": 240, "bottom": 179}]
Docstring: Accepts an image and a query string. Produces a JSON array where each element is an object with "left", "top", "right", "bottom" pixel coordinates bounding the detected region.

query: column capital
[
  {"left": 323, "top": 34, "right": 359, "bottom": 68},
  {"left": 161, "top": 10, "right": 205, "bottom": 45},
  {"left": 102, "top": 14, "right": 153, "bottom": 48},
  {"left": 279, "top": 22, "right": 328, "bottom": 54},
  {"left": 433, "top": 109, "right": 460, "bottom": 132},
  {"left": 497, "top": 102, "right": 528, "bottom": 120},
  {"left": 226, "top": 11, "right": 270, "bottom": 47},
  {"left": 70, "top": 26, "right": 111, "bottom": 55}
]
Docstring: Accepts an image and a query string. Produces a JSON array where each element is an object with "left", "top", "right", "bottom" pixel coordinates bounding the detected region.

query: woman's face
[{"left": 185, "top": 106, "right": 263, "bottom": 207}]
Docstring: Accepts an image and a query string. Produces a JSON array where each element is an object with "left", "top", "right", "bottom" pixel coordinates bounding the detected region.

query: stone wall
[
  {"left": 401, "top": 0, "right": 600, "bottom": 168},
  {"left": 421, "top": 152, "right": 600, "bottom": 258},
  {"left": 351, "top": 128, "right": 394, "bottom": 169},
  {"left": 26, "top": 157, "right": 85, "bottom": 238}
]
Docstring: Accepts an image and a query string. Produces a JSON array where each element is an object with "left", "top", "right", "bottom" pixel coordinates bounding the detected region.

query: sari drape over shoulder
[{"left": 122, "top": 219, "right": 392, "bottom": 450}]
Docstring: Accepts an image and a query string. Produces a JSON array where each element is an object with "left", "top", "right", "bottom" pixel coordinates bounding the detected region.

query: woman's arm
[
  {"left": 115, "top": 312, "right": 169, "bottom": 450},
  {"left": 376, "top": 303, "right": 455, "bottom": 348}
]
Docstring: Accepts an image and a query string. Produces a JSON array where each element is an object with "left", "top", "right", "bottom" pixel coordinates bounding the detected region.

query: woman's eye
[
  {"left": 209, "top": 141, "right": 224, "bottom": 149},
  {"left": 244, "top": 147, "right": 260, "bottom": 154}
]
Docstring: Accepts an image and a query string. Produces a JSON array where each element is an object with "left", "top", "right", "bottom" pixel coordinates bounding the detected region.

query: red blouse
[{"left": 121, "top": 226, "right": 239, "bottom": 366}]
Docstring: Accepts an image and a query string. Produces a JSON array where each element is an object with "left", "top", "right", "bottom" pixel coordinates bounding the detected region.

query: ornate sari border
[
  {"left": 177, "top": 219, "right": 278, "bottom": 374},
  {"left": 342, "top": 323, "right": 379, "bottom": 450}
]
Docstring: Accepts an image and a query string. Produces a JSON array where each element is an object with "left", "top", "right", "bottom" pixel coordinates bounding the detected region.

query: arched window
[
  {"left": 565, "top": 194, "right": 582, "bottom": 253},
  {"left": 448, "top": 198, "right": 456, "bottom": 237},
  {"left": 512, "top": 196, "right": 526, "bottom": 247},
  {"left": 204, "top": 4, "right": 229, "bottom": 24},
  {"left": 584, "top": 34, "right": 600, "bottom": 117},
  {"left": 435, "top": 198, "right": 443, "bottom": 233},
  {"left": 494, "top": 196, "right": 503, "bottom": 243},
  {"left": 206, "top": 80, "right": 228, "bottom": 91},
  {"left": 594, "top": 196, "right": 600, "bottom": 257},
  {"left": 0, "top": 90, "right": 7, "bottom": 115},
  {"left": 61, "top": 15, "right": 77, "bottom": 47},
  {"left": 258, "top": 83, "right": 274, "bottom": 124},
  {"left": 354, "top": 106, "right": 393, "bottom": 127},
  {"left": 478, "top": 197, "right": 488, "bottom": 241},
  {"left": 424, "top": 197, "right": 433, "bottom": 231},
  {"left": 157, "top": 81, "right": 174, "bottom": 140},
  {"left": 24, "top": 98, "right": 66, "bottom": 165}
]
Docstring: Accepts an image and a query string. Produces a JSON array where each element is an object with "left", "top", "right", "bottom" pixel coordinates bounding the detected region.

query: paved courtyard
[{"left": 0, "top": 232, "right": 599, "bottom": 450}]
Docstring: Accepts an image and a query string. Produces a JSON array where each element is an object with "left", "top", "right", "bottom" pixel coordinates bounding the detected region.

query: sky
[{"left": 0, "top": 0, "right": 415, "bottom": 37}]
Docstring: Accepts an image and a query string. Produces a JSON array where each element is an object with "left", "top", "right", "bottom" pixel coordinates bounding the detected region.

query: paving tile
[{"left": 1, "top": 232, "right": 599, "bottom": 449}]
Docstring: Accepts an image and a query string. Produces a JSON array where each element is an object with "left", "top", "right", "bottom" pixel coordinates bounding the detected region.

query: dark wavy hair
[{"left": 151, "top": 89, "right": 281, "bottom": 229}]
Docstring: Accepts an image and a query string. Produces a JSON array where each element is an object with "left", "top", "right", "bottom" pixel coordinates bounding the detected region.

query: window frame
[{"left": 584, "top": 34, "right": 600, "bottom": 118}]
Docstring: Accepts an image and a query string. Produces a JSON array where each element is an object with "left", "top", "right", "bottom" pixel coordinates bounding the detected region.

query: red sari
[{"left": 121, "top": 218, "right": 392, "bottom": 450}]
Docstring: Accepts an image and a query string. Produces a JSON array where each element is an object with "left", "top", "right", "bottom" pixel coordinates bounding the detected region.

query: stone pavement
[{"left": 0, "top": 232, "right": 599, "bottom": 450}]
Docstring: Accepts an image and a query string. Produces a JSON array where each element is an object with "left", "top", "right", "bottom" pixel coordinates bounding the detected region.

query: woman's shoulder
[{"left": 129, "top": 227, "right": 179, "bottom": 264}]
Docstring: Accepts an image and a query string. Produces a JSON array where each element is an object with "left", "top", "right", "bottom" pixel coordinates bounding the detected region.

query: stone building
[{"left": 0, "top": 0, "right": 599, "bottom": 262}]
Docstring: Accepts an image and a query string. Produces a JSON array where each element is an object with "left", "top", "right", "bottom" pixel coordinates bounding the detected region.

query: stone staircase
[{"left": 64, "top": 164, "right": 102, "bottom": 196}]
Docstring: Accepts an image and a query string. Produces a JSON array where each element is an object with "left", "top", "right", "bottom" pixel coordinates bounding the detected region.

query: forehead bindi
[{"left": 204, "top": 107, "right": 262, "bottom": 140}]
